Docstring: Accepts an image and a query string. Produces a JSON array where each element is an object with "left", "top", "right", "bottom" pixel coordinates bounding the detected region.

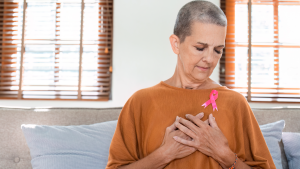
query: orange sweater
[{"left": 106, "top": 81, "right": 276, "bottom": 169}]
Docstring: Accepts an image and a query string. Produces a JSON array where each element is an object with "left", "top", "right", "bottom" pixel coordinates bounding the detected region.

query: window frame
[
  {"left": 220, "top": 0, "right": 300, "bottom": 103},
  {"left": 0, "top": 0, "right": 113, "bottom": 101}
]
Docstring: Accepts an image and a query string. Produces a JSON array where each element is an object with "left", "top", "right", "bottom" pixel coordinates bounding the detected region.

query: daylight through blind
[
  {"left": 0, "top": 0, "right": 113, "bottom": 100},
  {"left": 220, "top": 0, "right": 300, "bottom": 102}
]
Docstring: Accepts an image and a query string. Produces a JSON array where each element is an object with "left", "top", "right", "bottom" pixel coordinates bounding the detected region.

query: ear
[{"left": 169, "top": 34, "right": 180, "bottom": 55}]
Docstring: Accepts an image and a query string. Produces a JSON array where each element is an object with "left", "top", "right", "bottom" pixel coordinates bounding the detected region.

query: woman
[{"left": 106, "top": 1, "right": 276, "bottom": 169}]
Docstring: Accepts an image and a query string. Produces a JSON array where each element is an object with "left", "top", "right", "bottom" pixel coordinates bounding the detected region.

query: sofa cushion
[
  {"left": 259, "top": 120, "right": 285, "bottom": 169},
  {"left": 21, "top": 120, "right": 117, "bottom": 169},
  {"left": 279, "top": 140, "right": 289, "bottom": 169},
  {"left": 282, "top": 132, "right": 300, "bottom": 169}
]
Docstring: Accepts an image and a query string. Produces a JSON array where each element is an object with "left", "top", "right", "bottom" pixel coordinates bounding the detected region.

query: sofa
[{"left": 0, "top": 107, "right": 299, "bottom": 169}]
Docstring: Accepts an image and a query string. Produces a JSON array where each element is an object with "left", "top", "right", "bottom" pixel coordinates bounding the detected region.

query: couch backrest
[
  {"left": 253, "top": 108, "right": 300, "bottom": 132},
  {"left": 0, "top": 107, "right": 121, "bottom": 169},
  {"left": 0, "top": 107, "right": 299, "bottom": 169}
]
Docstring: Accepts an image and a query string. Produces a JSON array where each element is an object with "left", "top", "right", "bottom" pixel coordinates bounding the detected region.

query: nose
[{"left": 202, "top": 47, "right": 214, "bottom": 63}]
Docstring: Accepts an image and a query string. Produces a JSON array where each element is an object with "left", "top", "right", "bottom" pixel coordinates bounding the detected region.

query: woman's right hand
[
  {"left": 159, "top": 112, "right": 206, "bottom": 162},
  {"left": 117, "top": 113, "right": 208, "bottom": 169}
]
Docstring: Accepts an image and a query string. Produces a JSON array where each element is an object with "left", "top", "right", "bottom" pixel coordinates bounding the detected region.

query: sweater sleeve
[
  {"left": 235, "top": 97, "right": 276, "bottom": 169},
  {"left": 105, "top": 95, "right": 140, "bottom": 169}
]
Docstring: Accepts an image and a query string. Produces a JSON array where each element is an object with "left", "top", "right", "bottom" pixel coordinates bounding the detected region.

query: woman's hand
[
  {"left": 159, "top": 113, "right": 205, "bottom": 162},
  {"left": 173, "top": 113, "right": 236, "bottom": 168}
]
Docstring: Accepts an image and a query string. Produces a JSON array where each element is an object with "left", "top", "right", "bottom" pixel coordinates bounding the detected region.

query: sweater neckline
[{"left": 159, "top": 81, "right": 227, "bottom": 92}]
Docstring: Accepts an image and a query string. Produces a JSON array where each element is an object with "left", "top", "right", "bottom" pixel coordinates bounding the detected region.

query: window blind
[
  {"left": 220, "top": 0, "right": 300, "bottom": 102},
  {"left": 0, "top": 0, "right": 113, "bottom": 100}
]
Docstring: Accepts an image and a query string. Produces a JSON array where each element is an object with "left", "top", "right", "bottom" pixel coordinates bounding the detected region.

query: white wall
[{"left": 1, "top": 0, "right": 299, "bottom": 108}]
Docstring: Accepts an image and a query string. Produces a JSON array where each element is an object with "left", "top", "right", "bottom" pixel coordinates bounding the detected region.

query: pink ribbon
[{"left": 202, "top": 90, "right": 218, "bottom": 111}]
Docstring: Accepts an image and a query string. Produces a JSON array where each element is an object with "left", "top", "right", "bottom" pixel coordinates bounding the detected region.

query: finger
[
  {"left": 173, "top": 136, "right": 195, "bottom": 147},
  {"left": 208, "top": 114, "right": 219, "bottom": 129},
  {"left": 177, "top": 116, "right": 199, "bottom": 133},
  {"left": 166, "top": 117, "right": 178, "bottom": 133},
  {"left": 189, "top": 113, "right": 204, "bottom": 127},
  {"left": 185, "top": 114, "right": 206, "bottom": 128},
  {"left": 175, "top": 120, "right": 197, "bottom": 139},
  {"left": 195, "top": 112, "right": 204, "bottom": 119},
  {"left": 196, "top": 113, "right": 209, "bottom": 125},
  {"left": 203, "top": 119, "right": 209, "bottom": 125}
]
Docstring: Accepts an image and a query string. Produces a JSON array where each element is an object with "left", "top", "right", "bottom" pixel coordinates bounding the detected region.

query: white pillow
[
  {"left": 282, "top": 132, "right": 300, "bottom": 169},
  {"left": 22, "top": 120, "right": 117, "bottom": 169},
  {"left": 259, "top": 120, "right": 285, "bottom": 169}
]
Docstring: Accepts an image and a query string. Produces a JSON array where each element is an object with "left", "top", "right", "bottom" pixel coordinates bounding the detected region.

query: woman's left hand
[{"left": 173, "top": 113, "right": 236, "bottom": 168}]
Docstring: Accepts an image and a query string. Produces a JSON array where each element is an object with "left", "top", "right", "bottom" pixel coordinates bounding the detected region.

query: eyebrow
[{"left": 197, "top": 42, "right": 225, "bottom": 48}]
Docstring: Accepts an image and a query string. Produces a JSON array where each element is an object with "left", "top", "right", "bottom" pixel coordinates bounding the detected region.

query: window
[
  {"left": 220, "top": 0, "right": 300, "bottom": 102},
  {"left": 0, "top": 0, "right": 113, "bottom": 101}
]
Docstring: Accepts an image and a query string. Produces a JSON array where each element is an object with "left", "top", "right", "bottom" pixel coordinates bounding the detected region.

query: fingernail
[
  {"left": 185, "top": 114, "right": 188, "bottom": 118},
  {"left": 176, "top": 116, "right": 179, "bottom": 121},
  {"left": 173, "top": 136, "right": 177, "bottom": 140}
]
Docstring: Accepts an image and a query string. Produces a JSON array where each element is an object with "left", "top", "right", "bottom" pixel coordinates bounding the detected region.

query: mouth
[{"left": 196, "top": 66, "right": 210, "bottom": 71}]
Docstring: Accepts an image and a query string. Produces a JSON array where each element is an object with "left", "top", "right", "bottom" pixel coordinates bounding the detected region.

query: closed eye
[
  {"left": 196, "top": 47, "right": 204, "bottom": 51},
  {"left": 215, "top": 50, "right": 221, "bottom": 54},
  {"left": 196, "top": 47, "right": 222, "bottom": 54}
]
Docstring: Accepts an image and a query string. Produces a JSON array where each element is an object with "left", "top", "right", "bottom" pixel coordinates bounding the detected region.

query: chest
[{"left": 139, "top": 99, "right": 238, "bottom": 157}]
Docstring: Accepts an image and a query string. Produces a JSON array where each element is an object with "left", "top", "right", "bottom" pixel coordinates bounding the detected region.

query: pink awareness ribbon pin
[{"left": 202, "top": 90, "right": 218, "bottom": 111}]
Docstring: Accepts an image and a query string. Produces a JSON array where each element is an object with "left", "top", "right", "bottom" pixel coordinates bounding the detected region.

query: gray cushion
[
  {"left": 282, "top": 132, "right": 300, "bottom": 169},
  {"left": 21, "top": 120, "right": 117, "bottom": 169},
  {"left": 260, "top": 120, "right": 285, "bottom": 169},
  {"left": 279, "top": 140, "right": 289, "bottom": 169}
]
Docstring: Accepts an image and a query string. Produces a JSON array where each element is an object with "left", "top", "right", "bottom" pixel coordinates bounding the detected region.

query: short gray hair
[{"left": 174, "top": 0, "right": 227, "bottom": 43}]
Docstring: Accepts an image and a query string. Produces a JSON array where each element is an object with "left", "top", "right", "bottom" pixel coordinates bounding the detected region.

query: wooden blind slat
[
  {"left": 0, "top": 0, "right": 113, "bottom": 100},
  {"left": 221, "top": 0, "right": 300, "bottom": 102}
]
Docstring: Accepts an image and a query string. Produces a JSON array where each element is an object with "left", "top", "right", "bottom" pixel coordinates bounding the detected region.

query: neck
[{"left": 166, "top": 64, "right": 212, "bottom": 90}]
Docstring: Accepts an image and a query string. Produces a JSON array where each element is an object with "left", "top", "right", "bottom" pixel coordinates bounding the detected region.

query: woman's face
[{"left": 173, "top": 22, "right": 226, "bottom": 83}]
